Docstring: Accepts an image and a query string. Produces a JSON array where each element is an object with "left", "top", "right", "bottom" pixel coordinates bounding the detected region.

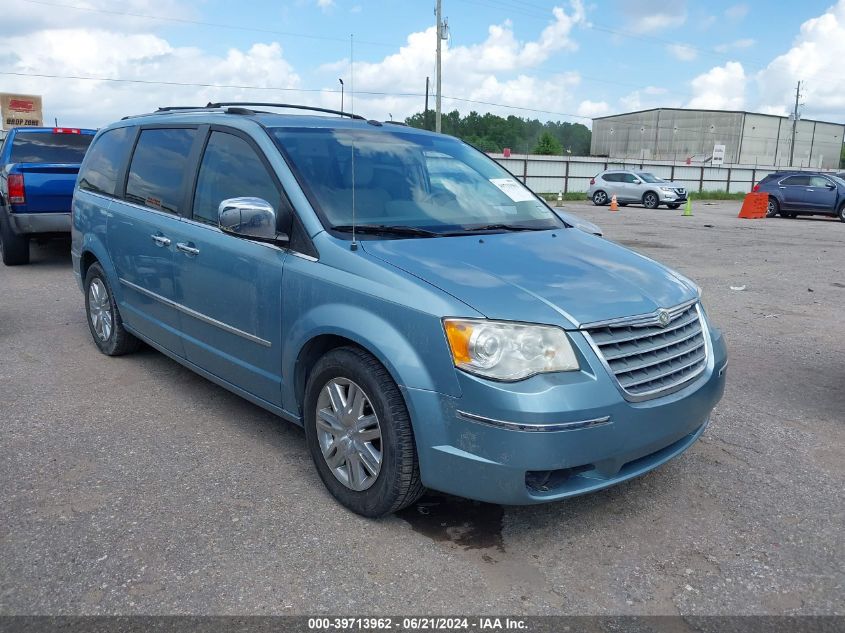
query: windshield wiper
[
  {"left": 442, "top": 223, "right": 549, "bottom": 235},
  {"left": 331, "top": 224, "right": 442, "bottom": 238}
]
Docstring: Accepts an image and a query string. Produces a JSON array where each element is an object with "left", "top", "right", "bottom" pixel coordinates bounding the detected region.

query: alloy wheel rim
[
  {"left": 316, "top": 378, "right": 383, "bottom": 491},
  {"left": 595, "top": 192, "right": 606, "bottom": 204},
  {"left": 88, "top": 278, "right": 113, "bottom": 341}
]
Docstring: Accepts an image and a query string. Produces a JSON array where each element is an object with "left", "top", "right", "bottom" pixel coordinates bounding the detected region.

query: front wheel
[
  {"left": 0, "top": 215, "right": 30, "bottom": 265},
  {"left": 84, "top": 262, "right": 140, "bottom": 356},
  {"left": 839, "top": 203, "right": 845, "bottom": 223},
  {"left": 592, "top": 190, "right": 608, "bottom": 206},
  {"left": 766, "top": 197, "right": 780, "bottom": 218},
  {"left": 304, "top": 346, "right": 423, "bottom": 517},
  {"left": 642, "top": 192, "right": 659, "bottom": 209}
]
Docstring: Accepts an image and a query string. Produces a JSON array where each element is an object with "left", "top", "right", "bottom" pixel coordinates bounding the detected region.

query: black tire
[
  {"left": 303, "top": 346, "right": 423, "bottom": 517},
  {"left": 838, "top": 203, "right": 845, "bottom": 223},
  {"left": 84, "top": 262, "right": 140, "bottom": 356},
  {"left": 766, "top": 197, "right": 780, "bottom": 218},
  {"left": 667, "top": 203, "right": 681, "bottom": 209},
  {"left": 0, "top": 213, "right": 30, "bottom": 265},
  {"left": 619, "top": 203, "right": 629, "bottom": 207},
  {"left": 592, "top": 190, "right": 608, "bottom": 206},
  {"left": 642, "top": 192, "right": 659, "bottom": 209}
]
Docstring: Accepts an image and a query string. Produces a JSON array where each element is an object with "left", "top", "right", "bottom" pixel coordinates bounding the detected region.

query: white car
[{"left": 587, "top": 169, "right": 688, "bottom": 209}]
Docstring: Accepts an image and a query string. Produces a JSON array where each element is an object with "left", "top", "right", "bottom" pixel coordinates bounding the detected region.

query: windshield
[
  {"left": 10, "top": 132, "right": 93, "bottom": 164},
  {"left": 270, "top": 127, "right": 562, "bottom": 235},
  {"left": 637, "top": 172, "right": 665, "bottom": 183}
]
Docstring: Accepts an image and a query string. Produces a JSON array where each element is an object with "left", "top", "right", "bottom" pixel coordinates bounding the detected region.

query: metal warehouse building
[{"left": 590, "top": 108, "right": 845, "bottom": 169}]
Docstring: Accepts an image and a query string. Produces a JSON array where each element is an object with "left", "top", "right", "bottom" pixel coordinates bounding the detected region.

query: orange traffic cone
[{"left": 610, "top": 194, "right": 619, "bottom": 212}]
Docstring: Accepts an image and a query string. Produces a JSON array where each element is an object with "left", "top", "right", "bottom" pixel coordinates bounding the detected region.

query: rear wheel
[
  {"left": 642, "top": 192, "right": 659, "bottom": 209},
  {"left": 0, "top": 214, "right": 30, "bottom": 265},
  {"left": 766, "top": 197, "right": 780, "bottom": 218},
  {"left": 304, "top": 346, "right": 423, "bottom": 517},
  {"left": 592, "top": 190, "right": 608, "bottom": 206},
  {"left": 84, "top": 262, "right": 140, "bottom": 356}
]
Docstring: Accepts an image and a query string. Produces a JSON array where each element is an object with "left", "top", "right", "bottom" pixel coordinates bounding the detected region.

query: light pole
[{"left": 338, "top": 78, "right": 344, "bottom": 115}]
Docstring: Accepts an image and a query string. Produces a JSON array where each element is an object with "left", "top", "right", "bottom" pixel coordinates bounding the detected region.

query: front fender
[{"left": 282, "top": 301, "right": 462, "bottom": 413}]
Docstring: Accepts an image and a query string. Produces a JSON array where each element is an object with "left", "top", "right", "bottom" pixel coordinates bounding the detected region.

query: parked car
[
  {"left": 0, "top": 126, "right": 96, "bottom": 265},
  {"left": 754, "top": 171, "right": 845, "bottom": 221},
  {"left": 72, "top": 103, "right": 727, "bottom": 517},
  {"left": 588, "top": 169, "right": 688, "bottom": 209}
]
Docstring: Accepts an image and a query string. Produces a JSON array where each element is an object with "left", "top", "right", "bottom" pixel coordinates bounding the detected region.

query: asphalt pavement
[{"left": 0, "top": 200, "right": 843, "bottom": 615}]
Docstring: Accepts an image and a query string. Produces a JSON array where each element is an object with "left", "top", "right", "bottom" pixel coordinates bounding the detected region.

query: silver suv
[{"left": 588, "top": 170, "right": 688, "bottom": 209}]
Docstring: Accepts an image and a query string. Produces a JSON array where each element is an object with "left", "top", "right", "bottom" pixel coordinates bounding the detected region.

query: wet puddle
[{"left": 396, "top": 493, "right": 505, "bottom": 552}]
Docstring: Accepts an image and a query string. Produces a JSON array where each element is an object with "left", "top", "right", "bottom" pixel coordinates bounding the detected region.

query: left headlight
[
  {"left": 659, "top": 186, "right": 674, "bottom": 192},
  {"left": 443, "top": 318, "right": 580, "bottom": 381}
]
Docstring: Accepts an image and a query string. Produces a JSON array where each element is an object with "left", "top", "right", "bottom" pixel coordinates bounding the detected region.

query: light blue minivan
[{"left": 72, "top": 103, "right": 727, "bottom": 517}]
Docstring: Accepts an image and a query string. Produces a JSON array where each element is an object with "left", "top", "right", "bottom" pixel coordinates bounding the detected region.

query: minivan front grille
[{"left": 583, "top": 302, "right": 707, "bottom": 401}]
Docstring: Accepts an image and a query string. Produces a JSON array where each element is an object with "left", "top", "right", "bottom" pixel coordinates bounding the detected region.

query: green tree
[
  {"left": 533, "top": 132, "right": 563, "bottom": 155},
  {"left": 404, "top": 110, "right": 591, "bottom": 156}
]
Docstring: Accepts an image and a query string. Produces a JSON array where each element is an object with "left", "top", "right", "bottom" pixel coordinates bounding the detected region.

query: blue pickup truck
[{"left": 0, "top": 127, "right": 95, "bottom": 265}]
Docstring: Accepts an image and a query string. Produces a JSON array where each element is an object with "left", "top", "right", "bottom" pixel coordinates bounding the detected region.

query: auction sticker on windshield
[{"left": 489, "top": 178, "right": 534, "bottom": 202}]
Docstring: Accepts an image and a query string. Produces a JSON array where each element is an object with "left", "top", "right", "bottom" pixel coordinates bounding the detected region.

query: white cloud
[
  {"left": 321, "top": 1, "right": 588, "bottom": 121},
  {"left": 714, "top": 38, "right": 755, "bottom": 53},
  {"left": 619, "top": 86, "right": 680, "bottom": 111},
  {"left": 667, "top": 44, "right": 697, "bottom": 61},
  {"left": 687, "top": 61, "right": 746, "bottom": 110},
  {"left": 725, "top": 4, "right": 750, "bottom": 20},
  {"left": 0, "top": 28, "right": 301, "bottom": 127},
  {"left": 622, "top": 1, "right": 686, "bottom": 33},
  {"left": 755, "top": 0, "right": 845, "bottom": 121},
  {"left": 317, "top": 0, "right": 335, "bottom": 12},
  {"left": 576, "top": 100, "right": 610, "bottom": 118}
]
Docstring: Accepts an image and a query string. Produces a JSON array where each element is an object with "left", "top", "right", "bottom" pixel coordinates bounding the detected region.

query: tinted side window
[
  {"left": 623, "top": 173, "right": 638, "bottom": 183},
  {"left": 126, "top": 128, "right": 196, "bottom": 214},
  {"left": 809, "top": 176, "right": 830, "bottom": 187},
  {"left": 192, "top": 131, "right": 282, "bottom": 226},
  {"left": 78, "top": 127, "right": 133, "bottom": 196},
  {"left": 782, "top": 175, "right": 809, "bottom": 186},
  {"left": 602, "top": 173, "right": 620, "bottom": 182}
]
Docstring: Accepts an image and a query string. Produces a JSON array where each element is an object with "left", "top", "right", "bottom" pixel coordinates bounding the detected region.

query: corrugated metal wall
[{"left": 591, "top": 109, "right": 844, "bottom": 169}]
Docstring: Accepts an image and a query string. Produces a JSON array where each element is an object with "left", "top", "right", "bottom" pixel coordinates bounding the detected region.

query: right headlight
[{"left": 443, "top": 318, "right": 580, "bottom": 381}]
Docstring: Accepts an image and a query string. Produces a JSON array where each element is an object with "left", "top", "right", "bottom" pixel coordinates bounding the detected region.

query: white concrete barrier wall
[{"left": 489, "top": 153, "right": 840, "bottom": 195}]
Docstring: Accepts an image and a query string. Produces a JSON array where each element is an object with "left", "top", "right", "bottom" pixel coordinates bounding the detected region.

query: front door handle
[
  {"left": 176, "top": 242, "right": 200, "bottom": 256},
  {"left": 151, "top": 234, "right": 171, "bottom": 247}
]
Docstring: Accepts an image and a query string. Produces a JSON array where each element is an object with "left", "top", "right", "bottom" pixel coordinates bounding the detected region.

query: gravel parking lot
[{"left": 1, "top": 200, "right": 843, "bottom": 616}]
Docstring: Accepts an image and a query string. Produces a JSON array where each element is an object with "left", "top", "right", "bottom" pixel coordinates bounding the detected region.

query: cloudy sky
[{"left": 2, "top": 0, "right": 844, "bottom": 128}]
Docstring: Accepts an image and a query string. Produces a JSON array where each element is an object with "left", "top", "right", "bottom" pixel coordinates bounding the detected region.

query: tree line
[{"left": 404, "top": 109, "right": 592, "bottom": 156}]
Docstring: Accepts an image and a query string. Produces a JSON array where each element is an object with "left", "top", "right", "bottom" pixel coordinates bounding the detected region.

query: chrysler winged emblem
[{"left": 657, "top": 309, "right": 671, "bottom": 327}]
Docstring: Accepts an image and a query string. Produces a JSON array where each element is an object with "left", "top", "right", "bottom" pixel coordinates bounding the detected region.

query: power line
[{"left": 17, "top": 0, "right": 399, "bottom": 48}]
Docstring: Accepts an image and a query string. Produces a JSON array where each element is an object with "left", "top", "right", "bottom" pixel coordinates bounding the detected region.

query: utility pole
[
  {"left": 435, "top": 0, "right": 443, "bottom": 133},
  {"left": 789, "top": 80, "right": 802, "bottom": 167},
  {"left": 424, "top": 76, "right": 430, "bottom": 130}
]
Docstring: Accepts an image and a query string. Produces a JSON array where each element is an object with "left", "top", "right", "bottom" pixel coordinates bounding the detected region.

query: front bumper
[
  {"left": 8, "top": 212, "right": 71, "bottom": 235},
  {"left": 660, "top": 190, "right": 688, "bottom": 202},
  {"left": 404, "top": 327, "right": 727, "bottom": 505}
]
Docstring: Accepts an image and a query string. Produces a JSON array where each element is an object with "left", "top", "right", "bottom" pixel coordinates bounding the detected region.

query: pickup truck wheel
[
  {"left": 84, "top": 263, "right": 140, "bottom": 356},
  {"left": 304, "top": 346, "right": 423, "bottom": 517},
  {"left": 0, "top": 215, "right": 30, "bottom": 265}
]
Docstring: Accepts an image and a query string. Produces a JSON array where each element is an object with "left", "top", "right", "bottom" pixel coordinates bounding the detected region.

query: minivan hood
[{"left": 361, "top": 229, "right": 697, "bottom": 328}]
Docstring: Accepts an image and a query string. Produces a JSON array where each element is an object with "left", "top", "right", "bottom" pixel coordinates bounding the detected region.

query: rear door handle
[
  {"left": 151, "top": 234, "right": 171, "bottom": 247},
  {"left": 176, "top": 242, "right": 200, "bottom": 256}
]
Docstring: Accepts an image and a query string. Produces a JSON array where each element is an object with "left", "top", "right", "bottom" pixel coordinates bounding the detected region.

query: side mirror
[
  {"left": 218, "top": 197, "right": 288, "bottom": 243},
  {"left": 827, "top": 183, "right": 836, "bottom": 189},
  {"left": 633, "top": 179, "right": 642, "bottom": 185}
]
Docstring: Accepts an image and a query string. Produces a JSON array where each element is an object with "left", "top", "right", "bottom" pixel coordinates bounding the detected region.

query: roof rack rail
[
  {"left": 384, "top": 120, "right": 408, "bottom": 126},
  {"left": 205, "top": 102, "right": 365, "bottom": 120}
]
